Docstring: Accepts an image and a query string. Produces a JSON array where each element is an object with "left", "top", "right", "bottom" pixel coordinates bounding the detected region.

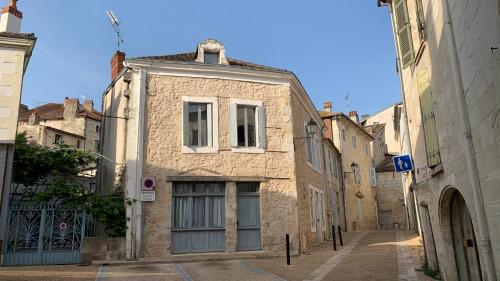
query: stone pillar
[{"left": 225, "top": 182, "right": 237, "bottom": 252}]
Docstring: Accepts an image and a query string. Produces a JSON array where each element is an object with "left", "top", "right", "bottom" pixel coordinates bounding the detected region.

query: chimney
[
  {"left": 83, "top": 100, "right": 93, "bottom": 112},
  {"left": 0, "top": 0, "right": 22, "bottom": 33},
  {"left": 63, "top": 97, "right": 79, "bottom": 120},
  {"left": 111, "top": 51, "right": 126, "bottom": 81},
  {"left": 323, "top": 101, "right": 332, "bottom": 112},
  {"left": 349, "top": 111, "right": 359, "bottom": 123}
]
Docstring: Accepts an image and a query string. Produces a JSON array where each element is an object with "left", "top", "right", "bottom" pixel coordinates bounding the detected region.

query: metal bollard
[
  {"left": 338, "top": 225, "right": 343, "bottom": 246},
  {"left": 332, "top": 225, "right": 337, "bottom": 251},
  {"left": 286, "top": 234, "right": 291, "bottom": 265}
]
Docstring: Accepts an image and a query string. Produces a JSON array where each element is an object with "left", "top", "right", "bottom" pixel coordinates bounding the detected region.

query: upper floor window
[
  {"left": 341, "top": 129, "right": 346, "bottom": 141},
  {"left": 352, "top": 136, "right": 357, "bottom": 148},
  {"left": 182, "top": 96, "right": 219, "bottom": 153},
  {"left": 365, "top": 143, "right": 370, "bottom": 155},
  {"left": 230, "top": 99, "right": 266, "bottom": 151},
  {"left": 353, "top": 163, "right": 361, "bottom": 184},
  {"left": 54, "top": 134, "right": 63, "bottom": 145},
  {"left": 77, "top": 140, "right": 82, "bottom": 149},
  {"left": 327, "top": 149, "right": 339, "bottom": 179},
  {"left": 94, "top": 140, "right": 100, "bottom": 151},
  {"left": 204, "top": 51, "right": 220, "bottom": 64},
  {"left": 415, "top": 0, "right": 427, "bottom": 41},
  {"left": 306, "top": 127, "right": 321, "bottom": 172}
]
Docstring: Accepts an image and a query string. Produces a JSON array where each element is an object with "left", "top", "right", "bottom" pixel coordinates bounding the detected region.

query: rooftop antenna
[
  {"left": 344, "top": 92, "right": 351, "bottom": 113},
  {"left": 106, "top": 10, "right": 124, "bottom": 51}
]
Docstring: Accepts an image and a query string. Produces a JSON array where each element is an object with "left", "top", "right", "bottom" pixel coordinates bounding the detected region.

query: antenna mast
[
  {"left": 106, "top": 10, "right": 124, "bottom": 51},
  {"left": 345, "top": 92, "right": 351, "bottom": 113}
]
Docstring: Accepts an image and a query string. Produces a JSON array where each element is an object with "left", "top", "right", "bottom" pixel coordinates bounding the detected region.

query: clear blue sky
[{"left": 19, "top": 1, "right": 400, "bottom": 116}]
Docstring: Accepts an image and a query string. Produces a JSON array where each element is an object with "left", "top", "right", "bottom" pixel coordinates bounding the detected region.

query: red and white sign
[{"left": 142, "top": 177, "right": 156, "bottom": 191}]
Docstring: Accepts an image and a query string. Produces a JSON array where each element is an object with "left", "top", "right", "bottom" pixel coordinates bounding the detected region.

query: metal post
[
  {"left": 338, "top": 225, "right": 343, "bottom": 246},
  {"left": 286, "top": 234, "right": 290, "bottom": 265},
  {"left": 332, "top": 225, "right": 337, "bottom": 251}
]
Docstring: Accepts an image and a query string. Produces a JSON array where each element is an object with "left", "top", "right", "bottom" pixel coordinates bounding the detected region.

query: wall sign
[
  {"left": 140, "top": 191, "right": 155, "bottom": 202},
  {"left": 142, "top": 176, "right": 156, "bottom": 191}
]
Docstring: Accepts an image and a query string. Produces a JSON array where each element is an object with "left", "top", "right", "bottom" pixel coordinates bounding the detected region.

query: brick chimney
[
  {"left": 323, "top": 101, "right": 332, "bottom": 112},
  {"left": 349, "top": 111, "right": 359, "bottom": 123},
  {"left": 111, "top": 51, "right": 126, "bottom": 81},
  {"left": 0, "top": 0, "right": 22, "bottom": 33},
  {"left": 63, "top": 97, "right": 79, "bottom": 120},
  {"left": 83, "top": 100, "right": 93, "bottom": 112}
]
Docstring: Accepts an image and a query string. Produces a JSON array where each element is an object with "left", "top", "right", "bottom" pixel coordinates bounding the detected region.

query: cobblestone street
[{"left": 0, "top": 231, "right": 437, "bottom": 281}]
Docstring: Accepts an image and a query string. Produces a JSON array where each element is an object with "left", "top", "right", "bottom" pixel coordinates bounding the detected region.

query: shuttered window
[
  {"left": 417, "top": 70, "right": 441, "bottom": 167},
  {"left": 230, "top": 100, "right": 266, "bottom": 149},
  {"left": 394, "top": 0, "right": 414, "bottom": 68},
  {"left": 415, "top": 0, "right": 427, "bottom": 41}
]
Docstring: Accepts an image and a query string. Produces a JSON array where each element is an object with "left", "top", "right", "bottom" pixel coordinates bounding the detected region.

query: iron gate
[{"left": 3, "top": 207, "right": 86, "bottom": 266}]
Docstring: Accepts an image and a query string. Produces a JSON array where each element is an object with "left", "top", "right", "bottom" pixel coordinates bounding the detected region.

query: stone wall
[
  {"left": 82, "top": 237, "right": 125, "bottom": 264},
  {"left": 376, "top": 171, "right": 406, "bottom": 230},
  {"left": 140, "top": 74, "right": 301, "bottom": 257}
]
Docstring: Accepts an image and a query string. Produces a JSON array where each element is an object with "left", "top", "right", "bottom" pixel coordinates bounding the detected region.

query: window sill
[
  {"left": 231, "top": 147, "right": 265, "bottom": 154},
  {"left": 182, "top": 146, "right": 218, "bottom": 154}
]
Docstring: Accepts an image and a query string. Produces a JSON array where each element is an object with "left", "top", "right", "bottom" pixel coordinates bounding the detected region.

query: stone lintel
[{"left": 166, "top": 176, "right": 268, "bottom": 182}]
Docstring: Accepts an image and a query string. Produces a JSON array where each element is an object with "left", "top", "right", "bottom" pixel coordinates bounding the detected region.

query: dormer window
[
  {"left": 204, "top": 51, "right": 220, "bottom": 64},
  {"left": 195, "top": 39, "right": 229, "bottom": 65}
]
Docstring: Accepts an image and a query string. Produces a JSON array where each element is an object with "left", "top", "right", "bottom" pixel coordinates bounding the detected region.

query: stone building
[
  {"left": 0, "top": 0, "right": 35, "bottom": 253},
  {"left": 320, "top": 103, "right": 378, "bottom": 231},
  {"left": 99, "top": 39, "right": 331, "bottom": 260},
  {"left": 17, "top": 98, "right": 102, "bottom": 152},
  {"left": 378, "top": 0, "right": 500, "bottom": 279},
  {"left": 323, "top": 138, "right": 344, "bottom": 237}
]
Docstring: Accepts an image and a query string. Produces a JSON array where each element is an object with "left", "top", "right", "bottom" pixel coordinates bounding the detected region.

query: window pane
[
  {"left": 188, "top": 104, "right": 199, "bottom": 146},
  {"left": 193, "top": 183, "right": 209, "bottom": 193},
  {"left": 173, "top": 197, "right": 192, "bottom": 228},
  {"left": 192, "top": 197, "right": 206, "bottom": 227},
  {"left": 174, "top": 183, "right": 192, "bottom": 194},
  {"left": 200, "top": 104, "right": 208, "bottom": 146},
  {"left": 237, "top": 182, "right": 259, "bottom": 193},
  {"left": 247, "top": 107, "right": 256, "bottom": 147},
  {"left": 208, "top": 196, "right": 224, "bottom": 227},
  {"left": 306, "top": 137, "right": 313, "bottom": 163},
  {"left": 237, "top": 106, "right": 246, "bottom": 146},
  {"left": 204, "top": 51, "right": 219, "bottom": 64}
]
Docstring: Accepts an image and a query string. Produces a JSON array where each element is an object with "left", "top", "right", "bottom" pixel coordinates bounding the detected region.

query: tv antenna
[
  {"left": 344, "top": 92, "right": 351, "bottom": 113},
  {"left": 106, "top": 10, "right": 124, "bottom": 51}
]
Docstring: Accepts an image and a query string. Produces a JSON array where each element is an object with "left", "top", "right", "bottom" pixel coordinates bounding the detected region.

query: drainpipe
[
  {"left": 379, "top": 0, "right": 420, "bottom": 234},
  {"left": 442, "top": 0, "right": 496, "bottom": 279}
]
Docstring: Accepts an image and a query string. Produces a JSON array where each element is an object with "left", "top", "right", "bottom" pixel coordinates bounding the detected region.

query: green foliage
[{"left": 13, "top": 132, "right": 130, "bottom": 237}]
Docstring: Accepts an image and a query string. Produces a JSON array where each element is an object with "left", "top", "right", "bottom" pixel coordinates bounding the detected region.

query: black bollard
[
  {"left": 286, "top": 234, "right": 291, "bottom": 265},
  {"left": 338, "top": 225, "right": 343, "bottom": 246},
  {"left": 332, "top": 225, "right": 337, "bottom": 251}
]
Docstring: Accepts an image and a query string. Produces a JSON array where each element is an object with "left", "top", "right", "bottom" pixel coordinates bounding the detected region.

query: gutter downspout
[
  {"left": 442, "top": 0, "right": 496, "bottom": 279},
  {"left": 380, "top": 0, "right": 420, "bottom": 234}
]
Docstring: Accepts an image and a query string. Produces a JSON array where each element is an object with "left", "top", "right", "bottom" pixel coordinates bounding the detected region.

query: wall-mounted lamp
[{"left": 305, "top": 119, "right": 318, "bottom": 136}]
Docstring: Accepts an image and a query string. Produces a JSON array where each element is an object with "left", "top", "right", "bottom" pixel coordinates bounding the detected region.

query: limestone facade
[
  {"left": 100, "top": 40, "right": 330, "bottom": 259},
  {"left": 379, "top": 0, "right": 500, "bottom": 279},
  {"left": 320, "top": 108, "right": 378, "bottom": 231}
]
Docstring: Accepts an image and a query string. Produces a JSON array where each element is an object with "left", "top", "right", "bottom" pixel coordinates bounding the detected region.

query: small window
[
  {"left": 353, "top": 164, "right": 361, "bottom": 184},
  {"left": 182, "top": 97, "right": 218, "bottom": 153},
  {"left": 365, "top": 143, "right": 370, "bottom": 155},
  {"left": 204, "top": 51, "right": 220, "bottom": 64},
  {"left": 237, "top": 182, "right": 259, "bottom": 193},
  {"left": 94, "top": 140, "right": 100, "bottom": 151},
  {"left": 370, "top": 167, "right": 377, "bottom": 187},
  {"left": 306, "top": 129, "right": 321, "bottom": 171},
  {"left": 54, "top": 134, "right": 63, "bottom": 145},
  {"left": 77, "top": 140, "right": 82, "bottom": 149},
  {"left": 352, "top": 136, "right": 357, "bottom": 148},
  {"left": 188, "top": 103, "right": 210, "bottom": 147},
  {"left": 237, "top": 105, "right": 257, "bottom": 147},
  {"left": 96, "top": 125, "right": 100, "bottom": 133},
  {"left": 341, "top": 129, "right": 346, "bottom": 141}
]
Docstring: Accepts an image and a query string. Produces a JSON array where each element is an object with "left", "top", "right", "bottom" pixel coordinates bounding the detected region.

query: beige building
[
  {"left": 99, "top": 39, "right": 332, "bottom": 260},
  {"left": 379, "top": 0, "right": 500, "bottom": 279},
  {"left": 17, "top": 98, "right": 102, "bottom": 152},
  {"left": 323, "top": 138, "right": 344, "bottom": 237},
  {"left": 0, "top": 1, "right": 35, "bottom": 252},
  {"left": 362, "top": 103, "right": 403, "bottom": 155},
  {"left": 320, "top": 104, "right": 378, "bottom": 231}
]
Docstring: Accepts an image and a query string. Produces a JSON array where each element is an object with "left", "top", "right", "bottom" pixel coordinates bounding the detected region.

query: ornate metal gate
[{"left": 3, "top": 207, "right": 86, "bottom": 266}]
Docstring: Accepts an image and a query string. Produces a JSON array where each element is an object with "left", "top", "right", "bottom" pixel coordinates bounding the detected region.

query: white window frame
[
  {"left": 182, "top": 96, "right": 219, "bottom": 154},
  {"left": 305, "top": 123, "right": 322, "bottom": 173},
  {"left": 230, "top": 98, "right": 265, "bottom": 153}
]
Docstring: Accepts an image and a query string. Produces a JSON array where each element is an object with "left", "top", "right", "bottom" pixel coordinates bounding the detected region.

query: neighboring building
[
  {"left": 320, "top": 103, "right": 378, "bottom": 231},
  {"left": 0, "top": 0, "right": 36, "bottom": 256},
  {"left": 323, "top": 138, "right": 344, "bottom": 237},
  {"left": 379, "top": 0, "right": 500, "bottom": 280},
  {"left": 100, "top": 39, "right": 331, "bottom": 260},
  {"left": 17, "top": 98, "right": 102, "bottom": 152},
  {"left": 361, "top": 103, "right": 403, "bottom": 155}
]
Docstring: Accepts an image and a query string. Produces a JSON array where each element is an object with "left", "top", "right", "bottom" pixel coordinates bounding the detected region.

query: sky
[{"left": 18, "top": 1, "right": 400, "bottom": 116}]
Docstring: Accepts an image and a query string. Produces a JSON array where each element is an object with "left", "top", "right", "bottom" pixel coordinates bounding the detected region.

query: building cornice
[{"left": 0, "top": 35, "right": 36, "bottom": 73}]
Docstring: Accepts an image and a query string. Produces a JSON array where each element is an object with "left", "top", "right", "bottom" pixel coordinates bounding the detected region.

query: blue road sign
[{"left": 393, "top": 154, "right": 414, "bottom": 173}]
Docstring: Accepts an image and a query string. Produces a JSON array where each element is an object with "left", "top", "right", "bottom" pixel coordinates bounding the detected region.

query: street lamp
[{"left": 305, "top": 119, "right": 318, "bottom": 136}]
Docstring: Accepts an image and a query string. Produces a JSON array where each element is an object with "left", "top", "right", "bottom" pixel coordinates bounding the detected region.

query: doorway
[{"left": 236, "top": 183, "right": 261, "bottom": 251}]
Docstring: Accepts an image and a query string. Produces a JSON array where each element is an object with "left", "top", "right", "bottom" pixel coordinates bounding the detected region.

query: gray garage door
[
  {"left": 237, "top": 183, "right": 261, "bottom": 251},
  {"left": 171, "top": 182, "right": 226, "bottom": 254}
]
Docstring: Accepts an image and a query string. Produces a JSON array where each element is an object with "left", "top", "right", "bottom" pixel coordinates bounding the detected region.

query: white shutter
[
  {"left": 230, "top": 103, "right": 238, "bottom": 147},
  {"left": 370, "top": 167, "right": 377, "bottom": 187},
  {"left": 183, "top": 101, "right": 189, "bottom": 146},
  {"left": 257, "top": 106, "right": 267, "bottom": 148},
  {"left": 207, "top": 103, "right": 213, "bottom": 147}
]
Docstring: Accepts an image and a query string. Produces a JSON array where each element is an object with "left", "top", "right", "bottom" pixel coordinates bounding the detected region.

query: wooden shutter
[
  {"left": 394, "top": 0, "right": 414, "bottom": 68},
  {"left": 415, "top": 0, "right": 427, "bottom": 40},
  {"left": 183, "top": 101, "right": 189, "bottom": 146},
  {"left": 417, "top": 70, "right": 441, "bottom": 166},
  {"left": 370, "top": 167, "right": 377, "bottom": 187},
  {"left": 230, "top": 103, "right": 238, "bottom": 147},
  {"left": 257, "top": 106, "right": 267, "bottom": 148}
]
